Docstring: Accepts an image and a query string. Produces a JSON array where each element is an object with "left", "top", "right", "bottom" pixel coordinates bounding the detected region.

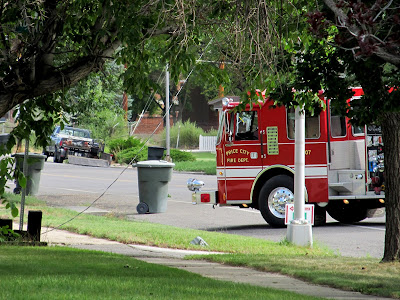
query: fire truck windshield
[{"left": 234, "top": 111, "right": 258, "bottom": 140}]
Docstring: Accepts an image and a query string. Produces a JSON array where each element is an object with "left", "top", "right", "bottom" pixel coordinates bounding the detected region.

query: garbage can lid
[{"left": 136, "top": 160, "right": 175, "bottom": 168}]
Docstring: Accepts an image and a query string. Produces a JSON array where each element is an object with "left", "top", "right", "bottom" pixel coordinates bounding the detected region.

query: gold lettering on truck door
[{"left": 267, "top": 126, "right": 279, "bottom": 155}]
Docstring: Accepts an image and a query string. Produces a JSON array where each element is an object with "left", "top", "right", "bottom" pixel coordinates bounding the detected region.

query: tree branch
[
  {"left": 375, "top": 47, "right": 400, "bottom": 65},
  {"left": 0, "top": 37, "right": 121, "bottom": 117},
  {"left": 323, "top": 0, "right": 400, "bottom": 66}
]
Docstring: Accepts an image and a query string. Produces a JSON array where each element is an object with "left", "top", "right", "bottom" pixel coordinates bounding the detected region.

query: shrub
[
  {"left": 169, "top": 149, "right": 195, "bottom": 162},
  {"left": 161, "top": 120, "right": 205, "bottom": 149},
  {"left": 204, "top": 128, "right": 218, "bottom": 136},
  {"left": 116, "top": 146, "right": 147, "bottom": 164},
  {"left": 109, "top": 136, "right": 196, "bottom": 164},
  {"left": 108, "top": 136, "right": 148, "bottom": 164},
  {"left": 108, "top": 136, "right": 144, "bottom": 156}
]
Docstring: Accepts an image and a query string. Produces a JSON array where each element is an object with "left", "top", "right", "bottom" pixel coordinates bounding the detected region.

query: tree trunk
[{"left": 381, "top": 112, "right": 400, "bottom": 262}]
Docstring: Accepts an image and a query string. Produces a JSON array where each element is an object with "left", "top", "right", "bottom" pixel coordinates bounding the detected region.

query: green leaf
[
  {"left": 1, "top": 225, "right": 9, "bottom": 234},
  {"left": 18, "top": 173, "right": 27, "bottom": 188},
  {"left": 11, "top": 207, "right": 19, "bottom": 218}
]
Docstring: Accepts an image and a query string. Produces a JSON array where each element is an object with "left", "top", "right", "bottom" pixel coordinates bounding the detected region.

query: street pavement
[{"left": 39, "top": 226, "right": 392, "bottom": 300}]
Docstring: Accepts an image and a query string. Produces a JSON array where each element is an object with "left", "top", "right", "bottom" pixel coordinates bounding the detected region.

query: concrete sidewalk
[{"left": 39, "top": 227, "right": 391, "bottom": 300}]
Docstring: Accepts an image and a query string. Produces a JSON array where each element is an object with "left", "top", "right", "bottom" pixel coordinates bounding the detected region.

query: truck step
[{"left": 329, "top": 182, "right": 352, "bottom": 193}]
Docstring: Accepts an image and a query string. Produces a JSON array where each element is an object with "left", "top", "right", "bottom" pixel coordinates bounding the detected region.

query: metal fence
[{"left": 199, "top": 135, "right": 217, "bottom": 152}]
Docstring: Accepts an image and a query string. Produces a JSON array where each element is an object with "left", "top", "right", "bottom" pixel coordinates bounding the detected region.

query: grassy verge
[
  {"left": 2, "top": 194, "right": 400, "bottom": 299},
  {"left": 173, "top": 151, "right": 216, "bottom": 175},
  {"left": 3, "top": 196, "right": 324, "bottom": 255},
  {"left": 0, "top": 246, "right": 325, "bottom": 300},
  {"left": 195, "top": 254, "right": 400, "bottom": 298}
]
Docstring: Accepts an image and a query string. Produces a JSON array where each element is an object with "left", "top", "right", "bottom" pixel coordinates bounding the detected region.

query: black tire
[
  {"left": 327, "top": 201, "right": 368, "bottom": 224},
  {"left": 43, "top": 150, "right": 49, "bottom": 161},
  {"left": 313, "top": 204, "right": 327, "bottom": 226},
  {"left": 54, "top": 147, "right": 65, "bottom": 163},
  {"left": 53, "top": 148, "right": 60, "bottom": 163},
  {"left": 259, "top": 175, "right": 294, "bottom": 228}
]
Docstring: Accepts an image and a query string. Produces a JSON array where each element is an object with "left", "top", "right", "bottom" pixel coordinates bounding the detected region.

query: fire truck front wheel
[{"left": 259, "top": 175, "right": 294, "bottom": 228}]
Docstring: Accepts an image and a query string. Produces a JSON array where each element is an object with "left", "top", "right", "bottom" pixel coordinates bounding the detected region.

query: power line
[
  {"left": 42, "top": 37, "right": 215, "bottom": 234},
  {"left": 131, "top": 72, "right": 166, "bottom": 135}
]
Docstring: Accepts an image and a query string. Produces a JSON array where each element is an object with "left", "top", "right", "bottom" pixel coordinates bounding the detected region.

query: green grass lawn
[
  {"left": 1, "top": 194, "right": 400, "bottom": 299},
  {"left": 191, "top": 152, "right": 217, "bottom": 160},
  {"left": 173, "top": 151, "right": 216, "bottom": 175},
  {"left": 0, "top": 246, "right": 325, "bottom": 300}
]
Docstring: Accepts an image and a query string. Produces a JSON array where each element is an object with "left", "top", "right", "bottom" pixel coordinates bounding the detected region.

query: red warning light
[{"left": 201, "top": 194, "right": 210, "bottom": 203}]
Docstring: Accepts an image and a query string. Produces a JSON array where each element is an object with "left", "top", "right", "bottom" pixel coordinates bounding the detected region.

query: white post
[
  {"left": 287, "top": 106, "right": 313, "bottom": 247},
  {"left": 294, "top": 106, "right": 305, "bottom": 221},
  {"left": 165, "top": 64, "right": 171, "bottom": 161}
]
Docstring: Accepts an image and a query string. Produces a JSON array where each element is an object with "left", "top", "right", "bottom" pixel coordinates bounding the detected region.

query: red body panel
[{"left": 215, "top": 88, "right": 372, "bottom": 206}]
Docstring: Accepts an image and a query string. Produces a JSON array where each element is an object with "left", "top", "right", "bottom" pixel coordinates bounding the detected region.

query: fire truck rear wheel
[
  {"left": 259, "top": 175, "right": 294, "bottom": 228},
  {"left": 326, "top": 201, "right": 368, "bottom": 224}
]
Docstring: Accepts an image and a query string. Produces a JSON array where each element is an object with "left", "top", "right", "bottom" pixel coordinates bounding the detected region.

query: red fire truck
[{"left": 187, "top": 88, "right": 385, "bottom": 227}]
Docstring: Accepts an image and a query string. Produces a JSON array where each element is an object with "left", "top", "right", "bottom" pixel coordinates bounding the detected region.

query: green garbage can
[
  {"left": 14, "top": 153, "right": 47, "bottom": 195},
  {"left": 136, "top": 160, "right": 175, "bottom": 214},
  {"left": 0, "top": 134, "right": 10, "bottom": 152}
]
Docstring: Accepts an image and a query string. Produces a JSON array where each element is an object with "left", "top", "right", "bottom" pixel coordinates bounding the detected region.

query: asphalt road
[{"left": 17, "top": 160, "right": 386, "bottom": 259}]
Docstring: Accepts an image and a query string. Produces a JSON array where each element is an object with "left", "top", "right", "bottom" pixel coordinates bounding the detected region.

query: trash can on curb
[
  {"left": 136, "top": 160, "right": 175, "bottom": 214},
  {"left": 0, "top": 133, "right": 10, "bottom": 152},
  {"left": 13, "top": 153, "right": 46, "bottom": 195}
]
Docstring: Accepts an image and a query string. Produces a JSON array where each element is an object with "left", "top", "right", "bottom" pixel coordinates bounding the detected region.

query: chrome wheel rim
[{"left": 267, "top": 187, "right": 294, "bottom": 218}]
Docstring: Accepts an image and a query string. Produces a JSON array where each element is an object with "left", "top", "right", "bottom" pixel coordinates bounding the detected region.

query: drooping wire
[{"left": 42, "top": 37, "right": 214, "bottom": 234}]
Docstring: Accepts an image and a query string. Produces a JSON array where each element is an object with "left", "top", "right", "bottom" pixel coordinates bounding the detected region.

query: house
[
  {"left": 181, "top": 86, "right": 219, "bottom": 132},
  {"left": 133, "top": 86, "right": 220, "bottom": 135}
]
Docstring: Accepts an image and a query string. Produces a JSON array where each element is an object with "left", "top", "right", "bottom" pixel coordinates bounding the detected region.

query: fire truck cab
[{"left": 188, "top": 88, "right": 385, "bottom": 227}]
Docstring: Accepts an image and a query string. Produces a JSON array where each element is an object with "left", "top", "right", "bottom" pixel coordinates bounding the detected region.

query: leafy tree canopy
[{"left": 0, "top": 2, "right": 180, "bottom": 145}]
